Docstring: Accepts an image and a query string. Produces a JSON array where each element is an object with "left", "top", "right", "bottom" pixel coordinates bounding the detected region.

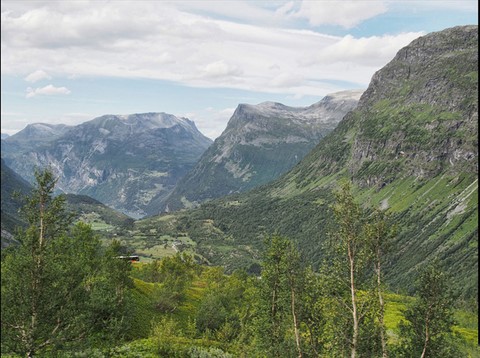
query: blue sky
[{"left": 1, "top": 1, "right": 477, "bottom": 139}]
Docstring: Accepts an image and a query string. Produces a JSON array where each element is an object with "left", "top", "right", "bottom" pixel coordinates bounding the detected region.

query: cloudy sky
[{"left": 1, "top": 1, "right": 477, "bottom": 139}]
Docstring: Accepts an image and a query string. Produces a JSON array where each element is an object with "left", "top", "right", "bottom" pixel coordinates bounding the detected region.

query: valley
[{"left": 1, "top": 24, "right": 478, "bottom": 357}]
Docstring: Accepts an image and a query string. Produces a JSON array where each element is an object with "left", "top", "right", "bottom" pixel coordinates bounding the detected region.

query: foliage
[
  {"left": 394, "top": 261, "right": 464, "bottom": 357},
  {"left": 252, "top": 235, "right": 304, "bottom": 357},
  {"left": 0, "top": 169, "right": 132, "bottom": 356}
]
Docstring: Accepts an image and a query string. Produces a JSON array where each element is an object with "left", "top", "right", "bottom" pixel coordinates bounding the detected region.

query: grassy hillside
[
  {"left": 65, "top": 194, "right": 135, "bottom": 230},
  {"left": 103, "top": 266, "right": 480, "bottom": 357}
]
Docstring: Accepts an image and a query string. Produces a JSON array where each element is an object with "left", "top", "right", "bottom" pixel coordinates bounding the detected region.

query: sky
[{"left": 1, "top": 1, "right": 478, "bottom": 140}]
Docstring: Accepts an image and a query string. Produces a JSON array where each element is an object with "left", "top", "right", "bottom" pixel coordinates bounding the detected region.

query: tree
[
  {"left": 331, "top": 181, "right": 368, "bottom": 358},
  {"left": 364, "top": 209, "right": 396, "bottom": 358},
  {"left": 396, "top": 261, "right": 463, "bottom": 357},
  {"left": 255, "top": 235, "right": 304, "bottom": 357},
  {"left": 300, "top": 266, "right": 328, "bottom": 357},
  {"left": 148, "top": 253, "right": 196, "bottom": 313},
  {"left": 1, "top": 169, "right": 131, "bottom": 356}
]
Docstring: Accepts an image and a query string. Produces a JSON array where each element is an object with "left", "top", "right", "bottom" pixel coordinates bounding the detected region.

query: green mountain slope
[
  {"left": 128, "top": 26, "right": 478, "bottom": 299},
  {"left": 64, "top": 194, "right": 135, "bottom": 230},
  {"left": 0, "top": 159, "right": 32, "bottom": 247}
]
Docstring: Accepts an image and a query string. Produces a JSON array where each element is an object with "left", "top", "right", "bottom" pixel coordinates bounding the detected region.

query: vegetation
[
  {"left": 1, "top": 174, "right": 477, "bottom": 357},
  {"left": 394, "top": 262, "right": 462, "bottom": 357},
  {"left": 1, "top": 170, "right": 133, "bottom": 357}
]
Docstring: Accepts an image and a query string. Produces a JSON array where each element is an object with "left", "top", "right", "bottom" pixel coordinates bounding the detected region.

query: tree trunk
[
  {"left": 290, "top": 284, "right": 302, "bottom": 358},
  {"left": 376, "top": 256, "right": 388, "bottom": 358},
  {"left": 420, "top": 319, "right": 430, "bottom": 358},
  {"left": 29, "top": 186, "right": 47, "bottom": 356},
  {"left": 349, "top": 244, "right": 358, "bottom": 358}
]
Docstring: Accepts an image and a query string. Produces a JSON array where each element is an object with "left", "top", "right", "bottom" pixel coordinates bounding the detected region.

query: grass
[
  {"left": 383, "top": 292, "right": 479, "bottom": 355},
  {"left": 126, "top": 270, "right": 479, "bottom": 355}
]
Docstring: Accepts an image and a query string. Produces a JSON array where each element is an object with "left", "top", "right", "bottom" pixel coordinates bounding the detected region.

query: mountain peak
[
  {"left": 159, "top": 90, "right": 361, "bottom": 211},
  {"left": 5, "top": 123, "right": 73, "bottom": 143}
]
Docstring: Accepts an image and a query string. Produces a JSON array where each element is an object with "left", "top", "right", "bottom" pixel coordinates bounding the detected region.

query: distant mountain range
[
  {"left": 2, "top": 113, "right": 213, "bottom": 218},
  {"left": 159, "top": 90, "right": 363, "bottom": 212},
  {"left": 2, "top": 91, "right": 361, "bottom": 217}
]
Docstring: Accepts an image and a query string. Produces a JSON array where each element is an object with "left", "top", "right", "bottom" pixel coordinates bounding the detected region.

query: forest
[{"left": 1, "top": 170, "right": 477, "bottom": 357}]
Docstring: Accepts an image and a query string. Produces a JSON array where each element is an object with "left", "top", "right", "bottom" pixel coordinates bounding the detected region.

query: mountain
[
  {"left": 158, "top": 90, "right": 363, "bottom": 212},
  {"left": 1, "top": 123, "right": 73, "bottom": 155},
  {"left": 3, "top": 123, "right": 72, "bottom": 144},
  {"left": 132, "top": 26, "right": 478, "bottom": 298},
  {"left": 1, "top": 159, "right": 32, "bottom": 247},
  {"left": 1, "top": 113, "right": 213, "bottom": 218},
  {"left": 1, "top": 133, "right": 10, "bottom": 139}
]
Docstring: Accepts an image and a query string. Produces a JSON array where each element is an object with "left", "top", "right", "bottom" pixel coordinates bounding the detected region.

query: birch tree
[
  {"left": 397, "top": 261, "right": 462, "bottom": 358},
  {"left": 256, "top": 235, "right": 304, "bottom": 357},
  {"left": 331, "top": 181, "right": 366, "bottom": 358},
  {"left": 365, "top": 209, "right": 396, "bottom": 358}
]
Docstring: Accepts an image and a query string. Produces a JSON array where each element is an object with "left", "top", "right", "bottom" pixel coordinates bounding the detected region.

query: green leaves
[
  {"left": 1, "top": 169, "right": 132, "bottom": 356},
  {"left": 396, "top": 261, "right": 462, "bottom": 357}
]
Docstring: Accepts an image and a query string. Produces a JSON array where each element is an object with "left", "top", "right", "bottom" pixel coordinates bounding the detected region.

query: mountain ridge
[
  {"left": 158, "top": 89, "right": 363, "bottom": 212},
  {"left": 1, "top": 112, "right": 213, "bottom": 218}
]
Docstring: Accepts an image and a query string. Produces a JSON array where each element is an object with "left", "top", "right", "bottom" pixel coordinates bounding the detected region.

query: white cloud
[
  {"left": 201, "top": 61, "right": 243, "bottom": 79},
  {"left": 388, "top": 0, "right": 478, "bottom": 12},
  {"left": 302, "top": 32, "right": 425, "bottom": 68},
  {"left": 1, "top": 1, "right": 458, "bottom": 102},
  {"left": 294, "top": 1, "right": 388, "bottom": 28},
  {"left": 269, "top": 72, "right": 304, "bottom": 87},
  {"left": 24, "top": 69, "right": 51, "bottom": 82},
  {"left": 26, "top": 84, "right": 71, "bottom": 98}
]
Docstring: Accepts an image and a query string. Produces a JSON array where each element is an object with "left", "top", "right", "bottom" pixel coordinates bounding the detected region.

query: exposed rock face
[
  {"left": 158, "top": 90, "right": 363, "bottom": 212},
  {"left": 2, "top": 113, "right": 212, "bottom": 218},
  {"left": 295, "top": 25, "right": 478, "bottom": 188}
]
